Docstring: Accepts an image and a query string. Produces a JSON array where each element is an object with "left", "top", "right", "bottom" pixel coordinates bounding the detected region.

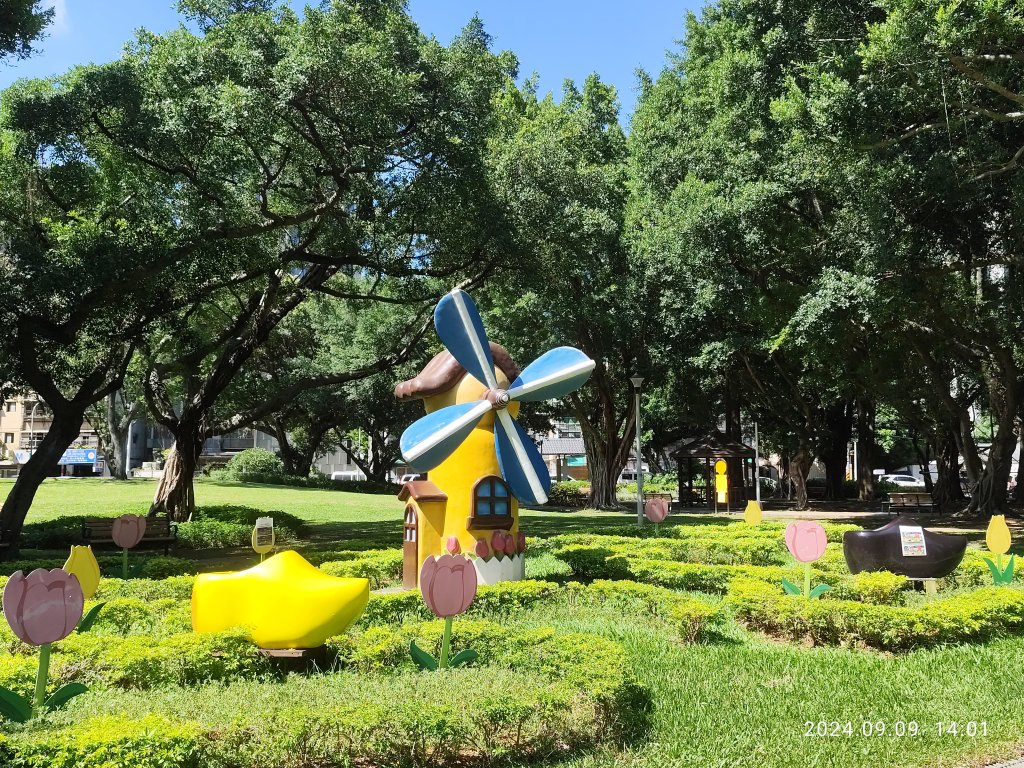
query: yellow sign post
[{"left": 714, "top": 459, "right": 728, "bottom": 513}]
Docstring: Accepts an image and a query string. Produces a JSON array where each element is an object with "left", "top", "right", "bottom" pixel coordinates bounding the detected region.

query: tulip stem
[
  {"left": 439, "top": 616, "right": 453, "bottom": 670},
  {"left": 803, "top": 561, "right": 811, "bottom": 599},
  {"left": 998, "top": 553, "right": 1003, "bottom": 574},
  {"left": 33, "top": 643, "right": 51, "bottom": 715},
  {"left": 122, "top": 547, "right": 129, "bottom": 579}
]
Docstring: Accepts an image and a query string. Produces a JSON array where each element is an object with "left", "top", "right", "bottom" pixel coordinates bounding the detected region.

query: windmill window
[{"left": 467, "top": 476, "right": 513, "bottom": 530}]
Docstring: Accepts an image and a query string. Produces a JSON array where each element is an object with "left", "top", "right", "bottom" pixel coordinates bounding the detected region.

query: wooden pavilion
[{"left": 672, "top": 430, "right": 756, "bottom": 509}]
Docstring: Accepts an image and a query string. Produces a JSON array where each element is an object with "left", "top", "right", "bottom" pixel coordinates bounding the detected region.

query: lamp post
[
  {"left": 630, "top": 375, "right": 644, "bottom": 527},
  {"left": 754, "top": 421, "right": 761, "bottom": 505},
  {"left": 28, "top": 400, "right": 41, "bottom": 455}
]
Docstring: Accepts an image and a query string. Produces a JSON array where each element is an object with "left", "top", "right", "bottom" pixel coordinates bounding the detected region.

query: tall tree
[
  {"left": 0, "top": 0, "right": 52, "bottom": 60},
  {"left": 485, "top": 75, "right": 652, "bottom": 507},
  {"left": 133, "top": 6, "right": 511, "bottom": 519}
]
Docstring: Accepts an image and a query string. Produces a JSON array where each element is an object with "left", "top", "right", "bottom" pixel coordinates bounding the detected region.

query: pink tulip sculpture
[
  {"left": 644, "top": 498, "right": 669, "bottom": 534},
  {"left": 0, "top": 569, "right": 88, "bottom": 721},
  {"left": 410, "top": 554, "right": 479, "bottom": 670},
  {"left": 782, "top": 521, "right": 831, "bottom": 599},
  {"left": 111, "top": 514, "right": 147, "bottom": 578}
]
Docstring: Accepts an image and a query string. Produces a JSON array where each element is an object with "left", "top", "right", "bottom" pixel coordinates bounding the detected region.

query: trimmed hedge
[
  {"left": 2, "top": 621, "right": 641, "bottom": 768},
  {"left": 6, "top": 715, "right": 209, "bottom": 768},
  {"left": 727, "top": 578, "right": 1024, "bottom": 650},
  {"left": 319, "top": 549, "right": 403, "bottom": 589},
  {"left": 0, "top": 630, "right": 274, "bottom": 693}
]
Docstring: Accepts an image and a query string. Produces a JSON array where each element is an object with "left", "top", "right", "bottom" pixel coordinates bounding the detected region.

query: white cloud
[{"left": 49, "top": 0, "right": 69, "bottom": 35}]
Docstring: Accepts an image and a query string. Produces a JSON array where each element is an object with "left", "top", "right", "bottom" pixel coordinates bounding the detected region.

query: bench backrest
[
  {"left": 83, "top": 516, "right": 173, "bottom": 539},
  {"left": 889, "top": 492, "right": 932, "bottom": 505}
]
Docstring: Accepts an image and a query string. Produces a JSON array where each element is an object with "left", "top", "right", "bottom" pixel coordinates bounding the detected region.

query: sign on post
[{"left": 252, "top": 517, "right": 275, "bottom": 557}]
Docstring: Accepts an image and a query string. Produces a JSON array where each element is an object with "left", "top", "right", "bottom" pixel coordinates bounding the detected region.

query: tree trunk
[
  {"left": 150, "top": 428, "right": 203, "bottom": 521},
  {"left": 584, "top": 440, "right": 620, "bottom": 508},
  {"left": 953, "top": 406, "right": 983, "bottom": 486},
  {"left": 1012, "top": 426, "right": 1024, "bottom": 505},
  {"left": 968, "top": 370, "right": 1020, "bottom": 517},
  {"left": 790, "top": 443, "right": 813, "bottom": 511},
  {"left": 856, "top": 398, "right": 875, "bottom": 501},
  {"left": 821, "top": 399, "right": 853, "bottom": 500},
  {"left": 969, "top": 421, "right": 1015, "bottom": 517},
  {"left": 271, "top": 421, "right": 305, "bottom": 476},
  {"left": 933, "top": 422, "right": 964, "bottom": 511},
  {"left": 0, "top": 409, "right": 84, "bottom": 554},
  {"left": 106, "top": 394, "right": 133, "bottom": 481},
  {"left": 578, "top": 405, "right": 633, "bottom": 509},
  {"left": 914, "top": 438, "right": 934, "bottom": 493}
]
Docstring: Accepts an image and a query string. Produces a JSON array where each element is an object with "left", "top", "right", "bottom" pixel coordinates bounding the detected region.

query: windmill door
[{"left": 403, "top": 505, "right": 418, "bottom": 589}]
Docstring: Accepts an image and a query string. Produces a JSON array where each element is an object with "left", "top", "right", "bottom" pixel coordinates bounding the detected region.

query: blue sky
[{"left": 0, "top": 1, "right": 702, "bottom": 120}]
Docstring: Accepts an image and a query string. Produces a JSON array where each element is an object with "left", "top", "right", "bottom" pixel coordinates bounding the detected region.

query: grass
[
  {"left": 3, "top": 478, "right": 1023, "bottom": 766},
  {"left": 521, "top": 599, "right": 1024, "bottom": 768}
]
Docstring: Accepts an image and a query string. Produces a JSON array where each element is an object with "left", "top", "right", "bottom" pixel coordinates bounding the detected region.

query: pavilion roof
[{"left": 670, "top": 429, "right": 755, "bottom": 459}]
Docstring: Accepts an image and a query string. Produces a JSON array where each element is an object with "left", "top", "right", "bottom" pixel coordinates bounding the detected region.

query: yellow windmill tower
[{"left": 394, "top": 289, "right": 595, "bottom": 589}]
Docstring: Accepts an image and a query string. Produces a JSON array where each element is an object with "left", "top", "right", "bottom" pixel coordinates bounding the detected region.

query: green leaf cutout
[
  {"left": 409, "top": 641, "right": 438, "bottom": 671},
  {"left": 1003, "top": 554, "right": 1016, "bottom": 584},
  {"left": 809, "top": 583, "right": 831, "bottom": 599},
  {"left": 984, "top": 557, "right": 1003, "bottom": 584},
  {"left": 44, "top": 683, "right": 88, "bottom": 712},
  {"left": 781, "top": 578, "right": 801, "bottom": 596},
  {"left": 449, "top": 649, "right": 479, "bottom": 668},
  {"left": 76, "top": 602, "right": 106, "bottom": 634},
  {"left": 128, "top": 561, "right": 146, "bottom": 578},
  {"left": 0, "top": 686, "right": 32, "bottom": 723}
]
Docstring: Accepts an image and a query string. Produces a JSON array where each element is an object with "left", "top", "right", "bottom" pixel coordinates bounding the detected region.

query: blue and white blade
[
  {"left": 434, "top": 289, "right": 498, "bottom": 389},
  {"left": 507, "top": 347, "right": 596, "bottom": 402},
  {"left": 494, "top": 409, "right": 551, "bottom": 505},
  {"left": 399, "top": 400, "right": 491, "bottom": 470}
]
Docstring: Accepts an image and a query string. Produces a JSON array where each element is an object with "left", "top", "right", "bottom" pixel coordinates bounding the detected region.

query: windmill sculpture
[{"left": 395, "top": 289, "right": 595, "bottom": 586}]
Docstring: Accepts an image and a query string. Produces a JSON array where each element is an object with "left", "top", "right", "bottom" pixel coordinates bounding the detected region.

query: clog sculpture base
[{"left": 191, "top": 550, "right": 369, "bottom": 649}]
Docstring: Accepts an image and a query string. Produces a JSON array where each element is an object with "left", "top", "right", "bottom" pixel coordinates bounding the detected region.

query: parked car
[
  {"left": 399, "top": 473, "right": 425, "bottom": 484},
  {"left": 879, "top": 474, "right": 923, "bottom": 487}
]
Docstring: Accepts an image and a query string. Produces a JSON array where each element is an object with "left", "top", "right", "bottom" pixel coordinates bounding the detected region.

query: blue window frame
[{"left": 468, "top": 476, "right": 513, "bottom": 530}]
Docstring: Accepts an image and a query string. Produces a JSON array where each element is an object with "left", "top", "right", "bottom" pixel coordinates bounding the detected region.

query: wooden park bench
[
  {"left": 81, "top": 516, "right": 178, "bottom": 554},
  {"left": 882, "top": 492, "right": 937, "bottom": 517}
]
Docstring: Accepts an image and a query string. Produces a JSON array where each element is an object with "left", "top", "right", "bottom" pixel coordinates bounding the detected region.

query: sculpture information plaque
[{"left": 899, "top": 526, "right": 927, "bottom": 557}]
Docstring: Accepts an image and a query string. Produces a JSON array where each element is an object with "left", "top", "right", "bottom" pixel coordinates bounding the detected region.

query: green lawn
[
  {"left": 1, "top": 479, "right": 1022, "bottom": 767},
  {"left": 3, "top": 477, "right": 649, "bottom": 546}
]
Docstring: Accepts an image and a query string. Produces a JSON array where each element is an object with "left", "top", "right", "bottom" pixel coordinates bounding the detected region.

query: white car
[
  {"left": 399, "top": 473, "right": 425, "bottom": 484},
  {"left": 879, "top": 474, "right": 922, "bottom": 487}
]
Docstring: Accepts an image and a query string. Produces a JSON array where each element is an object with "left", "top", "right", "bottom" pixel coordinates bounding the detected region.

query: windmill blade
[
  {"left": 494, "top": 409, "right": 551, "bottom": 505},
  {"left": 400, "top": 400, "right": 492, "bottom": 470},
  {"left": 434, "top": 289, "right": 498, "bottom": 389},
  {"left": 507, "top": 347, "right": 596, "bottom": 403}
]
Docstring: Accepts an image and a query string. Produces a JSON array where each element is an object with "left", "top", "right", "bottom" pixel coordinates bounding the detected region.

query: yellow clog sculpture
[{"left": 191, "top": 550, "right": 369, "bottom": 649}]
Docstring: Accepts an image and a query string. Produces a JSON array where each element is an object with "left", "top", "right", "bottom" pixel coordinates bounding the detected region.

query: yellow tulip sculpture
[
  {"left": 62, "top": 546, "right": 106, "bottom": 633},
  {"left": 743, "top": 500, "right": 763, "bottom": 526},
  {"left": 984, "top": 515, "right": 1014, "bottom": 585}
]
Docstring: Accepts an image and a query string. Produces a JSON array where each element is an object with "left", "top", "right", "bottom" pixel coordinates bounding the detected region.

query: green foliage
[
  {"left": 8, "top": 714, "right": 209, "bottom": 768},
  {"left": 850, "top": 571, "right": 909, "bottom": 605},
  {"left": 219, "top": 448, "right": 285, "bottom": 481},
  {"left": 319, "top": 549, "right": 403, "bottom": 589},
  {"left": 361, "top": 579, "right": 562, "bottom": 626},
  {"left": 728, "top": 579, "right": 1024, "bottom": 650},
  {"left": 0, "top": 0, "right": 53, "bottom": 61},
  {"left": 668, "top": 598, "right": 728, "bottom": 643},
  {"left": 175, "top": 504, "right": 304, "bottom": 548},
  {"left": 547, "top": 481, "right": 590, "bottom": 507}
]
